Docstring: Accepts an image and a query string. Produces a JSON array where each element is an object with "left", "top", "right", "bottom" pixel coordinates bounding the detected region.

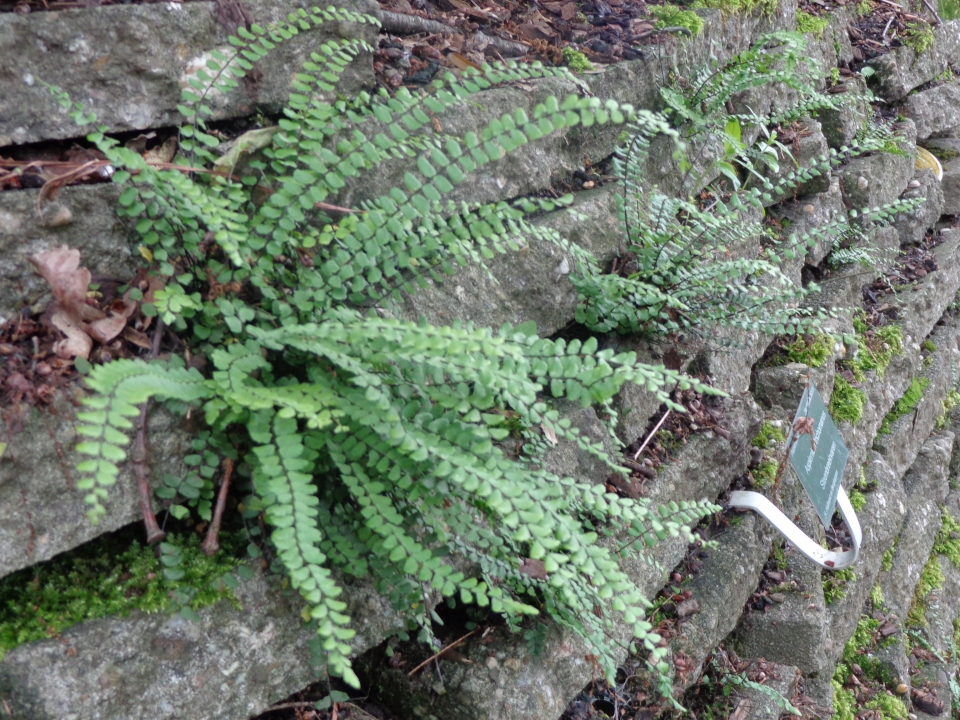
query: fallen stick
[
  {"left": 380, "top": 10, "right": 529, "bottom": 58},
  {"left": 201, "top": 458, "right": 235, "bottom": 556}
]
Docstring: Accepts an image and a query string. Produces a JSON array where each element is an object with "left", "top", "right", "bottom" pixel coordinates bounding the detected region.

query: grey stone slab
[
  {"left": 902, "top": 80, "right": 960, "bottom": 141},
  {"left": 940, "top": 156, "right": 960, "bottom": 215},
  {"left": 895, "top": 169, "right": 944, "bottom": 245},
  {"left": 878, "top": 433, "right": 953, "bottom": 619},
  {"left": 735, "top": 663, "right": 803, "bottom": 719},
  {"left": 391, "top": 187, "right": 621, "bottom": 338},
  {"left": 0, "top": 0, "right": 377, "bottom": 147},
  {"left": 0, "top": 568, "right": 398, "bottom": 720},
  {"left": 358, "top": 393, "right": 763, "bottom": 720},
  {"left": 667, "top": 512, "right": 776, "bottom": 692},
  {"left": 0, "top": 184, "right": 133, "bottom": 321},
  {"left": 867, "top": 20, "right": 960, "bottom": 101},
  {"left": 837, "top": 123, "right": 918, "bottom": 211},
  {"left": 0, "top": 390, "right": 189, "bottom": 581}
]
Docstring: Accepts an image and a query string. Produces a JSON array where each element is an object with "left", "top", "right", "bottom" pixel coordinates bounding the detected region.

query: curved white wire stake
[{"left": 728, "top": 486, "right": 862, "bottom": 570}]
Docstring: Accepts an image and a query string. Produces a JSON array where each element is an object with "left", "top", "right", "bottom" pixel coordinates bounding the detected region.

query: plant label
[{"left": 789, "top": 381, "right": 849, "bottom": 529}]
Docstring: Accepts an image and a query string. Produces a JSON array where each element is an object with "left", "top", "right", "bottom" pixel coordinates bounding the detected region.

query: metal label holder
[{"left": 728, "top": 378, "right": 862, "bottom": 571}]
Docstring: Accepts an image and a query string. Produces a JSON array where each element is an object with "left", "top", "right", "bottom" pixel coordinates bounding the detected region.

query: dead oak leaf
[
  {"left": 29, "top": 246, "right": 103, "bottom": 323},
  {"left": 51, "top": 310, "right": 93, "bottom": 360}
]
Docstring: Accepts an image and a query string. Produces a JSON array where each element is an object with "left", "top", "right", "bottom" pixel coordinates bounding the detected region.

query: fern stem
[
  {"left": 133, "top": 400, "right": 165, "bottom": 545},
  {"left": 201, "top": 457, "right": 234, "bottom": 556}
]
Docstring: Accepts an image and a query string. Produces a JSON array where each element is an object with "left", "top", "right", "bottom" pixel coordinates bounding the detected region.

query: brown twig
[
  {"left": 407, "top": 628, "right": 478, "bottom": 677},
  {"left": 633, "top": 409, "right": 671, "bottom": 460},
  {"left": 201, "top": 457, "right": 234, "bottom": 556},
  {"left": 133, "top": 318, "right": 166, "bottom": 544},
  {"left": 380, "top": 10, "right": 529, "bottom": 57}
]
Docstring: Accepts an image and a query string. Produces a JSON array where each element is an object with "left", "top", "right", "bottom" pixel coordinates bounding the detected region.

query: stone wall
[{"left": 1, "top": 1, "right": 960, "bottom": 719}]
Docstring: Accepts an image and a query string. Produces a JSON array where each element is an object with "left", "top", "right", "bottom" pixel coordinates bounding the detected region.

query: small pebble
[
  {"left": 857, "top": 176, "right": 869, "bottom": 190},
  {"left": 769, "top": 593, "right": 786, "bottom": 603},
  {"left": 581, "top": 180, "right": 595, "bottom": 189},
  {"left": 485, "top": 656, "right": 498, "bottom": 669},
  {"left": 42, "top": 205, "right": 73, "bottom": 228},
  {"left": 802, "top": 203, "right": 815, "bottom": 213},
  {"left": 908, "top": 179, "right": 921, "bottom": 188},
  {"left": 896, "top": 683, "right": 909, "bottom": 694},
  {"left": 503, "top": 657, "right": 521, "bottom": 671}
]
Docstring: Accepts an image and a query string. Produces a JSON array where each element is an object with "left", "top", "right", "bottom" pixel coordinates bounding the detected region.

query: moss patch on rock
[
  {"left": 830, "top": 376, "right": 866, "bottom": 424},
  {"left": 0, "top": 531, "right": 242, "bottom": 660},
  {"left": 648, "top": 4, "right": 705, "bottom": 35},
  {"left": 796, "top": 10, "right": 829, "bottom": 37},
  {"left": 878, "top": 377, "right": 929, "bottom": 435},
  {"left": 905, "top": 555, "right": 944, "bottom": 627}
]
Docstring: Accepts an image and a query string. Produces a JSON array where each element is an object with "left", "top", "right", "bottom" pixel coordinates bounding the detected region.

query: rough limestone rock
[
  {"left": 393, "top": 187, "right": 621, "bottom": 338},
  {"left": 878, "top": 433, "right": 953, "bottom": 619},
  {"left": 837, "top": 122, "right": 917, "bottom": 210},
  {"left": 0, "top": 391, "right": 188, "bottom": 581},
  {"left": 0, "top": 184, "right": 132, "bottom": 320},
  {"left": 666, "top": 513, "right": 775, "bottom": 692},
  {"left": 358, "top": 394, "right": 762, "bottom": 720},
  {"left": 815, "top": 80, "right": 871, "bottom": 149},
  {"left": 894, "top": 168, "right": 944, "bottom": 245},
  {"left": 0, "top": 0, "right": 377, "bottom": 147},
  {"left": 939, "top": 154, "right": 960, "bottom": 215},
  {"left": 0, "top": 569, "right": 399, "bottom": 720},
  {"left": 867, "top": 20, "right": 960, "bottom": 101},
  {"left": 738, "top": 663, "right": 803, "bottom": 719},
  {"left": 902, "top": 80, "right": 960, "bottom": 141}
]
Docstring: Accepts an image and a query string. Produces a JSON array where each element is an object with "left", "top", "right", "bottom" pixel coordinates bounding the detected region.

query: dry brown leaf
[
  {"left": 88, "top": 313, "right": 129, "bottom": 344},
  {"left": 51, "top": 310, "right": 93, "bottom": 359},
  {"left": 144, "top": 136, "right": 179, "bottom": 165},
  {"left": 29, "top": 246, "right": 103, "bottom": 323},
  {"left": 541, "top": 424, "right": 559, "bottom": 446},
  {"left": 518, "top": 558, "right": 548, "bottom": 580}
]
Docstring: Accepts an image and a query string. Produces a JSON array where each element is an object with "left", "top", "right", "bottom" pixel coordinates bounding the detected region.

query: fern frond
[{"left": 75, "top": 360, "right": 210, "bottom": 521}]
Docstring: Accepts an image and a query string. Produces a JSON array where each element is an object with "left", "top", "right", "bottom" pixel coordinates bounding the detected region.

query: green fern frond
[{"left": 75, "top": 361, "right": 210, "bottom": 521}]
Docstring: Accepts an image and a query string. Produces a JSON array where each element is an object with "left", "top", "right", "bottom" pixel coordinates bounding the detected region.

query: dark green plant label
[{"left": 789, "top": 381, "right": 849, "bottom": 529}]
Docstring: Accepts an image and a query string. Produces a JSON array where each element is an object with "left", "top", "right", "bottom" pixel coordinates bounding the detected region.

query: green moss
[
  {"left": 866, "top": 693, "right": 908, "bottom": 718},
  {"left": 832, "top": 679, "right": 858, "bottom": 720},
  {"left": 691, "top": 0, "right": 777, "bottom": 17},
  {"left": 845, "top": 320, "right": 903, "bottom": 381},
  {"left": 796, "top": 10, "right": 829, "bottom": 38},
  {"left": 561, "top": 47, "right": 595, "bottom": 73},
  {"left": 785, "top": 334, "right": 833, "bottom": 368},
  {"left": 933, "top": 508, "right": 960, "bottom": 567},
  {"left": 870, "top": 583, "right": 884, "bottom": 608},
  {"left": 823, "top": 567, "right": 856, "bottom": 604},
  {"left": 0, "top": 533, "right": 241, "bottom": 660},
  {"left": 830, "top": 377, "right": 866, "bottom": 424},
  {"left": 926, "top": 145, "right": 960, "bottom": 162},
  {"left": 882, "top": 545, "right": 896, "bottom": 571},
  {"left": 850, "top": 487, "right": 867, "bottom": 511},
  {"left": 905, "top": 555, "right": 944, "bottom": 627},
  {"left": 922, "top": 340, "right": 937, "bottom": 353},
  {"left": 752, "top": 421, "right": 785, "bottom": 448},
  {"left": 751, "top": 458, "right": 778, "bottom": 487},
  {"left": 856, "top": 0, "right": 872, "bottom": 13},
  {"left": 878, "top": 377, "right": 929, "bottom": 435},
  {"left": 903, "top": 21, "right": 935, "bottom": 54},
  {"left": 935, "top": 389, "right": 960, "bottom": 429},
  {"left": 648, "top": 4, "right": 705, "bottom": 35},
  {"left": 772, "top": 543, "right": 788, "bottom": 570}
]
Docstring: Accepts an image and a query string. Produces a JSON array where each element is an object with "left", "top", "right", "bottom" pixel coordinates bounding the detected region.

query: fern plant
[
  {"left": 63, "top": 6, "right": 720, "bottom": 689},
  {"left": 573, "top": 32, "right": 921, "bottom": 340}
]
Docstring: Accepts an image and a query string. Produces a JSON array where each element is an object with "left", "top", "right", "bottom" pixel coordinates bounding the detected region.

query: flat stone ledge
[
  {"left": 0, "top": 0, "right": 377, "bottom": 147},
  {"left": 0, "top": 568, "right": 398, "bottom": 720},
  {"left": 867, "top": 19, "right": 960, "bottom": 101},
  {"left": 902, "top": 80, "right": 960, "bottom": 141},
  {"left": 0, "top": 184, "right": 132, "bottom": 320},
  {"left": 0, "top": 390, "right": 189, "bottom": 581}
]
